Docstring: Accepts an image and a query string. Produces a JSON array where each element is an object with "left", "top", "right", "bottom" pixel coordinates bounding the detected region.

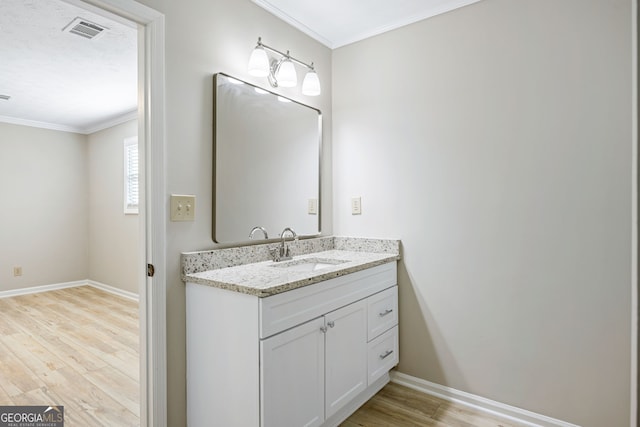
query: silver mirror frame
[{"left": 212, "top": 72, "right": 322, "bottom": 245}]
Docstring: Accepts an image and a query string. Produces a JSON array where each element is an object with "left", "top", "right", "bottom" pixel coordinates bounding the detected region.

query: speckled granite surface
[{"left": 182, "top": 237, "right": 400, "bottom": 297}]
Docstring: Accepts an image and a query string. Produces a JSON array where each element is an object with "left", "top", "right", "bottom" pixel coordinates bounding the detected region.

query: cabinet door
[
  {"left": 260, "top": 317, "right": 325, "bottom": 427},
  {"left": 325, "top": 299, "right": 368, "bottom": 419}
]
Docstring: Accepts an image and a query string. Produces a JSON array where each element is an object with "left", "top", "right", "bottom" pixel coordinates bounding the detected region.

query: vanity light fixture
[{"left": 248, "top": 37, "right": 321, "bottom": 96}]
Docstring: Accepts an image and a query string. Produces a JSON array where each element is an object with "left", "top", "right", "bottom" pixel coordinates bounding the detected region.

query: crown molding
[
  {"left": 252, "top": 0, "right": 483, "bottom": 49},
  {"left": 0, "top": 109, "right": 137, "bottom": 135}
]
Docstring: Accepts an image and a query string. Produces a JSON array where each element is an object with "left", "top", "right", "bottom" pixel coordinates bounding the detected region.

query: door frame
[
  {"left": 61, "top": 0, "right": 167, "bottom": 425},
  {"left": 633, "top": 1, "right": 638, "bottom": 426}
]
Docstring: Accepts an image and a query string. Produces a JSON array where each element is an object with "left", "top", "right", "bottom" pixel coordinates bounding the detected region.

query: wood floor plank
[
  {"left": 346, "top": 401, "right": 445, "bottom": 426},
  {"left": 0, "top": 380, "right": 14, "bottom": 405},
  {"left": 2, "top": 333, "right": 66, "bottom": 377},
  {"left": 106, "top": 350, "right": 140, "bottom": 382},
  {"left": 377, "top": 382, "right": 442, "bottom": 418},
  {"left": 84, "top": 365, "right": 139, "bottom": 415},
  {"left": 11, "top": 386, "right": 63, "bottom": 406},
  {"left": 0, "top": 286, "right": 140, "bottom": 426},
  {"left": 342, "top": 382, "right": 525, "bottom": 427},
  {"left": 29, "top": 331, "right": 108, "bottom": 374},
  {"left": 0, "top": 339, "right": 45, "bottom": 397},
  {"left": 433, "top": 402, "right": 519, "bottom": 427},
  {"left": 48, "top": 367, "right": 138, "bottom": 427}
]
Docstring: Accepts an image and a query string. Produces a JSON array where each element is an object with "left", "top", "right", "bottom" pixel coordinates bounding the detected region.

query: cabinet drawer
[
  {"left": 260, "top": 262, "right": 397, "bottom": 338},
  {"left": 367, "top": 326, "right": 398, "bottom": 386},
  {"left": 367, "top": 286, "right": 398, "bottom": 341}
]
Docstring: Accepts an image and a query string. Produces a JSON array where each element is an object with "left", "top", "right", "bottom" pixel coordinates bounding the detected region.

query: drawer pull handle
[
  {"left": 379, "top": 309, "right": 393, "bottom": 317},
  {"left": 379, "top": 349, "right": 394, "bottom": 360},
  {"left": 320, "top": 326, "right": 328, "bottom": 333},
  {"left": 327, "top": 321, "right": 335, "bottom": 328}
]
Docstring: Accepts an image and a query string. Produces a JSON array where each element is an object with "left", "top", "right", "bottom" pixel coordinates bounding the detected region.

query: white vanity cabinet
[
  {"left": 186, "top": 261, "right": 398, "bottom": 427},
  {"left": 261, "top": 300, "right": 369, "bottom": 427},
  {"left": 261, "top": 316, "right": 326, "bottom": 427}
]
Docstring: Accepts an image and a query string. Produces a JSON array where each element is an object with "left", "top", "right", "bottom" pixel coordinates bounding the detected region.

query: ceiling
[
  {"left": 252, "top": 0, "right": 483, "bottom": 48},
  {"left": 0, "top": 0, "right": 137, "bottom": 134},
  {"left": 0, "top": 0, "right": 480, "bottom": 133}
]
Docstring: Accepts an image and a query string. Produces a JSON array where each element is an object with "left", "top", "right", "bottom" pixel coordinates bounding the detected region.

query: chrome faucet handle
[
  {"left": 249, "top": 226, "right": 269, "bottom": 240},
  {"left": 268, "top": 247, "right": 280, "bottom": 262},
  {"left": 279, "top": 227, "right": 297, "bottom": 240}
]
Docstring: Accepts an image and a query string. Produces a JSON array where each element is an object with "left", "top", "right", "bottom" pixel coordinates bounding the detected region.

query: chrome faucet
[
  {"left": 249, "top": 226, "right": 269, "bottom": 240},
  {"left": 270, "top": 227, "right": 298, "bottom": 262}
]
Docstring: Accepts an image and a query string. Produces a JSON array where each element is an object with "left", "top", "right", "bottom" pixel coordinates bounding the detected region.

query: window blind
[{"left": 124, "top": 137, "right": 139, "bottom": 214}]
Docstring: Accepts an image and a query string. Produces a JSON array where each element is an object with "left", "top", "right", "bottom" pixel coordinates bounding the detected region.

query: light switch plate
[
  {"left": 351, "top": 197, "right": 362, "bottom": 215},
  {"left": 171, "top": 194, "right": 196, "bottom": 221},
  {"left": 308, "top": 198, "right": 318, "bottom": 215}
]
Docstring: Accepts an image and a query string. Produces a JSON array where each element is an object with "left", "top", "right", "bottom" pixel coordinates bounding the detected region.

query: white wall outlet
[
  {"left": 170, "top": 194, "right": 196, "bottom": 221},
  {"left": 308, "top": 198, "right": 318, "bottom": 215},
  {"left": 13, "top": 266, "right": 22, "bottom": 277},
  {"left": 351, "top": 197, "right": 362, "bottom": 215}
]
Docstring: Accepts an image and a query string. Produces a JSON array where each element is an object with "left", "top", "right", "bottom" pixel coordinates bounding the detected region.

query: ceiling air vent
[{"left": 62, "top": 17, "right": 108, "bottom": 40}]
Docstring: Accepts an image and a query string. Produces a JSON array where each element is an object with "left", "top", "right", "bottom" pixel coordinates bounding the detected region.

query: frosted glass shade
[
  {"left": 248, "top": 47, "right": 269, "bottom": 77},
  {"left": 302, "top": 70, "right": 321, "bottom": 96},
  {"left": 276, "top": 59, "right": 297, "bottom": 87}
]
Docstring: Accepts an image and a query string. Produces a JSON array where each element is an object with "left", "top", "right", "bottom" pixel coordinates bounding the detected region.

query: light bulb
[
  {"left": 302, "top": 70, "right": 321, "bottom": 96},
  {"left": 248, "top": 46, "right": 269, "bottom": 77},
  {"left": 276, "top": 59, "right": 297, "bottom": 87}
]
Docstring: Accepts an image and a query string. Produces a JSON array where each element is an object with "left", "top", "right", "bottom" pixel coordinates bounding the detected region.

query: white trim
[
  {"left": 333, "top": 0, "right": 484, "bottom": 48},
  {"left": 631, "top": 1, "right": 638, "bottom": 425},
  {"left": 0, "top": 280, "right": 87, "bottom": 299},
  {"left": 140, "top": 10, "right": 168, "bottom": 427},
  {"left": 84, "top": 109, "right": 138, "bottom": 134},
  {"left": 0, "top": 280, "right": 138, "bottom": 302},
  {"left": 60, "top": 1, "right": 167, "bottom": 427},
  {"left": 251, "top": 0, "right": 483, "bottom": 49},
  {"left": 391, "top": 372, "right": 580, "bottom": 427},
  {"left": 250, "top": 0, "right": 333, "bottom": 47},
  {"left": 87, "top": 280, "right": 139, "bottom": 301},
  {"left": 0, "top": 110, "right": 138, "bottom": 135},
  {"left": 0, "top": 115, "right": 86, "bottom": 134}
]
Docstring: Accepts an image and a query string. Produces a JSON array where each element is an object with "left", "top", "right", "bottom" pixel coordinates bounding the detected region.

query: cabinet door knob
[
  {"left": 379, "top": 349, "right": 394, "bottom": 360},
  {"left": 327, "top": 321, "right": 335, "bottom": 328},
  {"left": 379, "top": 309, "right": 393, "bottom": 317},
  {"left": 320, "top": 326, "right": 328, "bottom": 333}
]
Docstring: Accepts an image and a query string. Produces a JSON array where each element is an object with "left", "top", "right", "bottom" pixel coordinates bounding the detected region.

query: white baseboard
[
  {"left": 0, "top": 279, "right": 139, "bottom": 302},
  {"left": 87, "top": 280, "right": 139, "bottom": 302},
  {"left": 391, "top": 372, "right": 580, "bottom": 427},
  {"left": 0, "top": 280, "right": 87, "bottom": 299}
]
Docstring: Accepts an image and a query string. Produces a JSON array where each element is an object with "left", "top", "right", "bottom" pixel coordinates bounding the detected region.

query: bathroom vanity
[{"left": 183, "top": 237, "right": 400, "bottom": 427}]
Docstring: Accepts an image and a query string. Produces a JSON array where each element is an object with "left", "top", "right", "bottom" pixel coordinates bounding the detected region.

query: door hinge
[{"left": 147, "top": 263, "right": 155, "bottom": 277}]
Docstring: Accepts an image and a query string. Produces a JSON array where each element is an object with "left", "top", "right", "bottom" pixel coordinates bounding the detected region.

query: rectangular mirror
[{"left": 213, "top": 73, "right": 322, "bottom": 243}]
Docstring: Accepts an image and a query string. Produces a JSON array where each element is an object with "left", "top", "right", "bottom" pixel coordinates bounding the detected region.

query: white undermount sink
[{"left": 270, "top": 257, "right": 349, "bottom": 272}]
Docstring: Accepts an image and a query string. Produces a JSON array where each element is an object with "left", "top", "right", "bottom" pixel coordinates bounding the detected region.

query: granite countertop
[{"left": 184, "top": 249, "right": 399, "bottom": 297}]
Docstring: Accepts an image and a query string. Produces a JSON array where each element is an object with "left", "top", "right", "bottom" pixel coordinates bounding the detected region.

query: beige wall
[
  {"left": 332, "top": 1, "right": 632, "bottom": 426},
  {"left": 87, "top": 119, "right": 139, "bottom": 294},
  {"left": 0, "top": 123, "right": 89, "bottom": 291},
  {"left": 0, "top": 120, "right": 139, "bottom": 296},
  {"left": 134, "top": 0, "right": 333, "bottom": 424}
]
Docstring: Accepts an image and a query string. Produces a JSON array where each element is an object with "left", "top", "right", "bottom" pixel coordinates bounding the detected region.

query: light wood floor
[
  {"left": 342, "top": 382, "right": 524, "bottom": 427},
  {"left": 0, "top": 286, "right": 139, "bottom": 426}
]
